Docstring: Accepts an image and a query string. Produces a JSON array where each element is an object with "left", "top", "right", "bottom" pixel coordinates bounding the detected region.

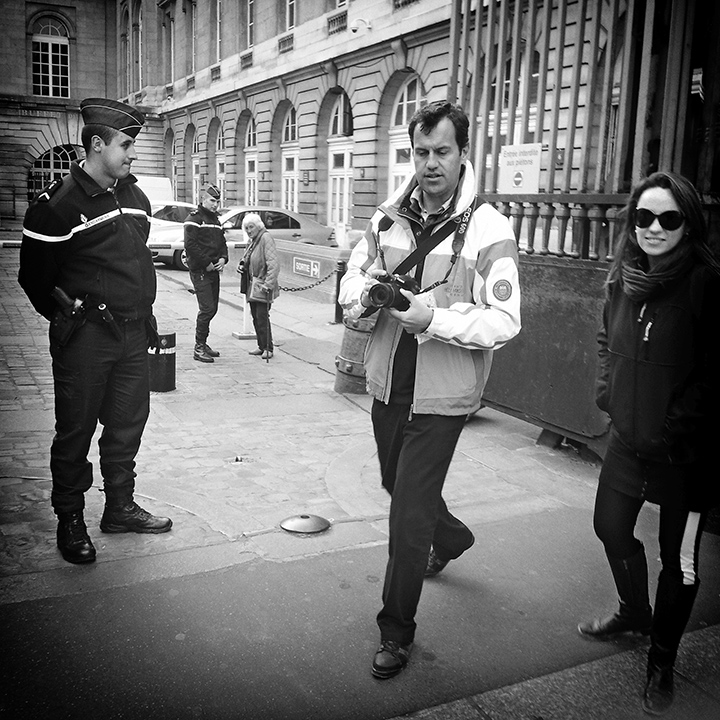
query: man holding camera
[{"left": 339, "top": 101, "right": 521, "bottom": 679}]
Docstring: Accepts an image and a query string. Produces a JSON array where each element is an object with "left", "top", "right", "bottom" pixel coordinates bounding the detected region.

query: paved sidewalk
[{"left": 1, "top": 239, "right": 719, "bottom": 720}]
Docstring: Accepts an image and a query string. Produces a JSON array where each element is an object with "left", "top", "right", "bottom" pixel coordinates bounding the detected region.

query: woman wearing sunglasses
[{"left": 578, "top": 171, "right": 720, "bottom": 715}]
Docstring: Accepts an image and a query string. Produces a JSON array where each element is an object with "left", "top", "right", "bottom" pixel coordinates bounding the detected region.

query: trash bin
[{"left": 148, "top": 333, "right": 176, "bottom": 392}]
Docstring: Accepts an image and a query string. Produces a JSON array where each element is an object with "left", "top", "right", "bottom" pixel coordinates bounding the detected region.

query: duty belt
[{"left": 85, "top": 306, "right": 142, "bottom": 324}]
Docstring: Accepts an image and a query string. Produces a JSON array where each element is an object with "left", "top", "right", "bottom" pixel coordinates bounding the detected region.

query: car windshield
[{"left": 153, "top": 205, "right": 192, "bottom": 223}]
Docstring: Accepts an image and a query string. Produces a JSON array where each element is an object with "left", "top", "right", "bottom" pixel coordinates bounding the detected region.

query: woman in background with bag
[{"left": 238, "top": 213, "right": 279, "bottom": 360}]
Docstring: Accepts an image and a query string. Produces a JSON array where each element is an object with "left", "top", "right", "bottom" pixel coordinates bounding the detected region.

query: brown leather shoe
[
  {"left": 371, "top": 640, "right": 412, "bottom": 679},
  {"left": 57, "top": 511, "right": 96, "bottom": 564},
  {"left": 203, "top": 343, "right": 220, "bottom": 357}
]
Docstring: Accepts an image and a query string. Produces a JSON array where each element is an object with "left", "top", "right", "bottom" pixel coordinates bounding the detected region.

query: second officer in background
[{"left": 184, "top": 183, "right": 228, "bottom": 363}]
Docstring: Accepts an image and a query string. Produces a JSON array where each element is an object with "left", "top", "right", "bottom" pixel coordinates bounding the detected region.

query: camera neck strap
[{"left": 388, "top": 194, "right": 478, "bottom": 293}]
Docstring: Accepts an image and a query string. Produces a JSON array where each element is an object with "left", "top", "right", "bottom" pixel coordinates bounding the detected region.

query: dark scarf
[{"left": 620, "top": 241, "right": 695, "bottom": 302}]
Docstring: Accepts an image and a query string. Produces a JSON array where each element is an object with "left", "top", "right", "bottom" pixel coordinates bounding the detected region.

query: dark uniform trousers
[
  {"left": 190, "top": 270, "right": 220, "bottom": 345},
  {"left": 372, "top": 400, "right": 475, "bottom": 645},
  {"left": 49, "top": 319, "right": 150, "bottom": 514}
]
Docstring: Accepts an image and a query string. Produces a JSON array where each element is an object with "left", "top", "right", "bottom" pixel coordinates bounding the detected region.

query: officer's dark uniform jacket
[
  {"left": 18, "top": 161, "right": 156, "bottom": 321},
  {"left": 183, "top": 204, "right": 228, "bottom": 272}
]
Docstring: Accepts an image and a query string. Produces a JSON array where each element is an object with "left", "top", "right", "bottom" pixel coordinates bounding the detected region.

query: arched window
[
  {"left": 216, "top": 126, "right": 226, "bottom": 203},
  {"left": 283, "top": 107, "right": 297, "bottom": 143},
  {"left": 32, "top": 17, "right": 70, "bottom": 98},
  {"left": 389, "top": 76, "right": 423, "bottom": 191},
  {"left": 281, "top": 107, "right": 299, "bottom": 211},
  {"left": 28, "top": 145, "right": 81, "bottom": 199},
  {"left": 245, "top": 117, "right": 258, "bottom": 205},
  {"left": 327, "top": 94, "right": 353, "bottom": 231}
]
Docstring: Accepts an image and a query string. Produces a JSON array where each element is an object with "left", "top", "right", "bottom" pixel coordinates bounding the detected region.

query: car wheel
[{"left": 174, "top": 249, "right": 189, "bottom": 271}]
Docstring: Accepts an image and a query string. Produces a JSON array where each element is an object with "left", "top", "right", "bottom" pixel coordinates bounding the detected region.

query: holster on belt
[{"left": 49, "top": 287, "right": 86, "bottom": 347}]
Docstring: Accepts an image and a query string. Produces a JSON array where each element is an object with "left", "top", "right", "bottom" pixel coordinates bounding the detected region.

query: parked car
[
  {"left": 219, "top": 207, "right": 337, "bottom": 247},
  {"left": 148, "top": 203, "right": 339, "bottom": 270},
  {"left": 147, "top": 201, "right": 196, "bottom": 270}
]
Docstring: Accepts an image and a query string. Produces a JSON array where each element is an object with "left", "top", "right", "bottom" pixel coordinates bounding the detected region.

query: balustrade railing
[{"left": 483, "top": 193, "right": 627, "bottom": 262}]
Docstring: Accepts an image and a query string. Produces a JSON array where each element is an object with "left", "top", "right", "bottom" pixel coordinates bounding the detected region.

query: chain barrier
[{"left": 278, "top": 267, "right": 337, "bottom": 293}]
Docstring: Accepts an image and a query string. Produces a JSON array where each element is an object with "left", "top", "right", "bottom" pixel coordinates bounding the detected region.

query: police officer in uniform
[
  {"left": 183, "top": 183, "right": 228, "bottom": 363},
  {"left": 18, "top": 97, "right": 172, "bottom": 565}
]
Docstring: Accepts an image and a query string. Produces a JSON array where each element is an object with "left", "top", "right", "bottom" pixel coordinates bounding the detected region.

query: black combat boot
[
  {"left": 56, "top": 511, "right": 96, "bottom": 564},
  {"left": 578, "top": 544, "right": 653, "bottom": 638},
  {"left": 100, "top": 493, "right": 173, "bottom": 534}
]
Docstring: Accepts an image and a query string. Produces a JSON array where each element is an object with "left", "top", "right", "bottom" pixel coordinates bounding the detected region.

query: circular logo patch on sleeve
[{"left": 492, "top": 279, "right": 513, "bottom": 301}]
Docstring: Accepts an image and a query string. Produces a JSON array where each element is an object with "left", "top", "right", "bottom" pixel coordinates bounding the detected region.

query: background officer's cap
[
  {"left": 80, "top": 98, "right": 145, "bottom": 138},
  {"left": 204, "top": 184, "right": 221, "bottom": 200}
]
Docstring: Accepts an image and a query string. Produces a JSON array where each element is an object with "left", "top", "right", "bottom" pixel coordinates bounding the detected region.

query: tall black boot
[
  {"left": 578, "top": 544, "right": 653, "bottom": 638},
  {"left": 643, "top": 571, "right": 700, "bottom": 716},
  {"left": 56, "top": 511, "right": 96, "bottom": 564},
  {"left": 100, "top": 490, "right": 173, "bottom": 534}
]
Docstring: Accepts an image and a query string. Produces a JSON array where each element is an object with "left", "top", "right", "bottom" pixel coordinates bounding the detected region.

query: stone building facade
[{"left": 0, "top": 0, "right": 456, "bottom": 235}]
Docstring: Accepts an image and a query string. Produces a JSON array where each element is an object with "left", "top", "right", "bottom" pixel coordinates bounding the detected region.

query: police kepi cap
[
  {"left": 80, "top": 98, "right": 145, "bottom": 138},
  {"left": 204, "top": 184, "right": 221, "bottom": 199}
]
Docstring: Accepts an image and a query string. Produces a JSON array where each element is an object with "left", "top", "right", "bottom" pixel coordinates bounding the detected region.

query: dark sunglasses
[{"left": 634, "top": 208, "right": 685, "bottom": 231}]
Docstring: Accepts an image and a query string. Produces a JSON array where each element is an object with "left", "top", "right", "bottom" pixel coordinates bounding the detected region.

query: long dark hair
[{"left": 608, "top": 171, "right": 719, "bottom": 285}]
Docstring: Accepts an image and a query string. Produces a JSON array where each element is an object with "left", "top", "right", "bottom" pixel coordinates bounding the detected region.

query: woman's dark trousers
[{"left": 250, "top": 300, "right": 273, "bottom": 351}]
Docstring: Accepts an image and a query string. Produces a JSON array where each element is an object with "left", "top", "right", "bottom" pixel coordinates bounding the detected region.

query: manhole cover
[{"left": 280, "top": 514, "right": 331, "bottom": 534}]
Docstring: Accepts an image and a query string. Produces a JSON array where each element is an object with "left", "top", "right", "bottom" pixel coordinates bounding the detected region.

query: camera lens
[{"left": 367, "top": 282, "right": 395, "bottom": 308}]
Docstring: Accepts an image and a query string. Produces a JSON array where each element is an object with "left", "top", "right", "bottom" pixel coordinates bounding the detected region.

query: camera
[
  {"left": 366, "top": 273, "right": 421, "bottom": 311},
  {"left": 350, "top": 19, "right": 371, "bottom": 34}
]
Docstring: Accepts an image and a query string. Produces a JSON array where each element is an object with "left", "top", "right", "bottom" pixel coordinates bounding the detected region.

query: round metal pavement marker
[{"left": 280, "top": 514, "right": 331, "bottom": 534}]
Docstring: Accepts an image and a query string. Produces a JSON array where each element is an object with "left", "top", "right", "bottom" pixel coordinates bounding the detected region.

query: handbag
[{"left": 249, "top": 277, "right": 270, "bottom": 303}]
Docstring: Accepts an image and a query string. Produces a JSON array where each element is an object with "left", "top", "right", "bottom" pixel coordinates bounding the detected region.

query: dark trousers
[
  {"left": 372, "top": 400, "right": 474, "bottom": 644},
  {"left": 49, "top": 320, "right": 150, "bottom": 514},
  {"left": 190, "top": 270, "right": 220, "bottom": 345},
  {"left": 250, "top": 300, "right": 273, "bottom": 351},
  {"left": 593, "top": 483, "right": 706, "bottom": 659}
]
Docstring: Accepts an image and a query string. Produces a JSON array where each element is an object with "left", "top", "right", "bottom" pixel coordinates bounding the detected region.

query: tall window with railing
[
  {"left": 285, "top": 0, "right": 295, "bottom": 32},
  {"left": 246, "top": 0, "right": 254, "bottom": 48},
  {"left": 186, "top": 1, "right": 196, "bottom": 76},
  {"left": 213, "top": 0, "right": 222, "bottom": 64},
  {"left": 31, "top": 17, "right": 70, "bottom": 98}
]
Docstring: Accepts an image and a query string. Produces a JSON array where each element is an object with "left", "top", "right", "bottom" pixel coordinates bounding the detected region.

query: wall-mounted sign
[
  {"left": 498, "top": 143, "right": 542, "bottom": 193},
  {"left": 293, "top": 257, "right": 320, "bottom": 278}
]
